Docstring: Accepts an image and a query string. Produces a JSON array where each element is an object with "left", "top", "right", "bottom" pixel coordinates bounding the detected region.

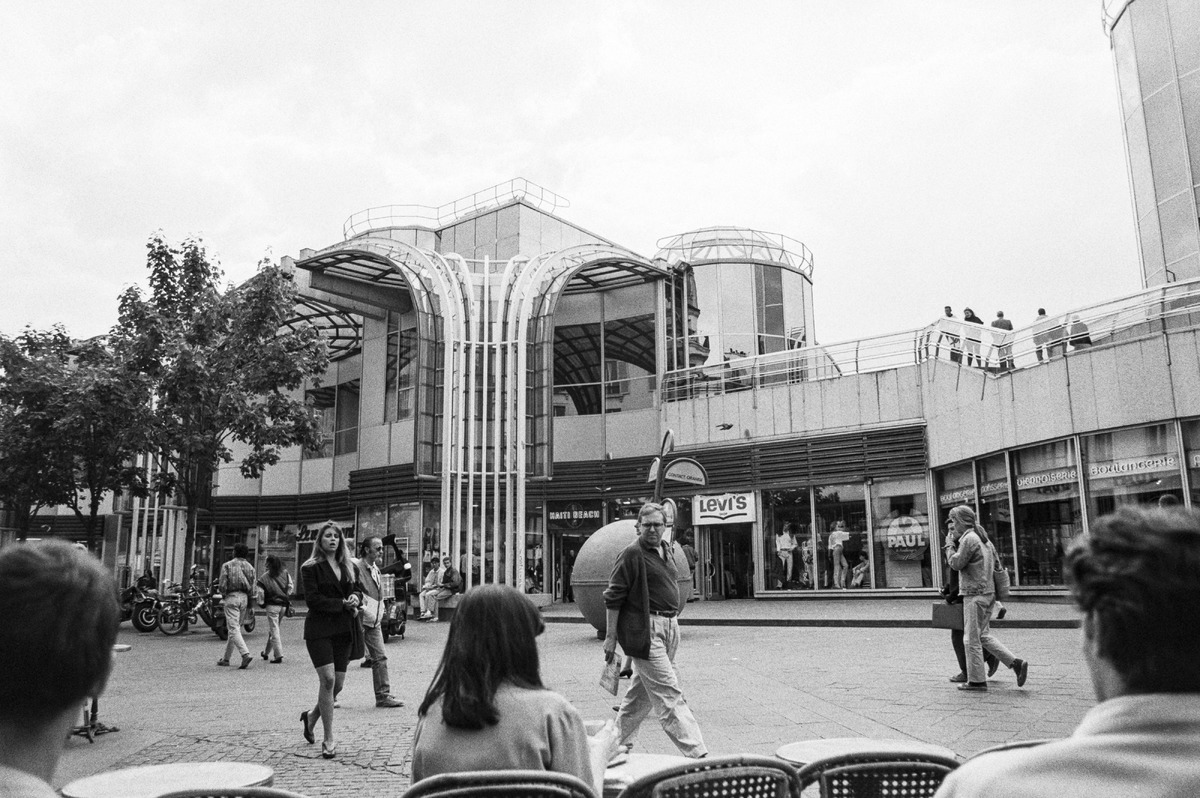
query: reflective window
[
  {"left": 1181, "top": 72, "right": 1200, "bottom": 199},
  {"left": 1140, "top": 207, "right": 1168, "bottom": 282},
  {"left": 814, "top": 484, "right": 868, "bottom": 590},
  {"left": 1113, "top": 11, "right": 1142, "bottom": 117},
  {"left": 384, "top": 310, "right": 418, "bottom": 422},
  {"left": 718, "top": 264, "right": 755, "bottom": 362},
  {"left": 762, "top": 487, "right": 814, "bottom": 591},
  {"left": 304, "top": 379, "right": 360, "bottom": 459},
  {"left": 1012, "top": 440, "right": 1081, "bottom": 586},
  {"left": 1169, "top": 0, "right": 1200, "bottom": 75},
  {"left": 1082, "top": 424, "right": 1182, "bottom": 517},
  {"left": 1126, "top": 112, "right": 1158, "bottom": 221},
  {"left": 1144, "top": 90, "right": 1191, "bottom": 200},
  {"left": 1159, "top": 192, "right": 1200, "bottom": 269},
  {"left": 1132, "top": 0, "right": 1175, "bottom": 98},
  {"left": 976, "top": 454, "right": 1014, "bottom": 576},
  {"left": 870, "top": 477, "right": 932, "bottom": 589},
  {"left": 1182, "top": 420, "right": 1200, "bottom": 507}
]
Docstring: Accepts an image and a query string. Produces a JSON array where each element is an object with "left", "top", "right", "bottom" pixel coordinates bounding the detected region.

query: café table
[
  {"left": 603, "top": 752, "right": 691, "bottom": 798},
  {"left": 61, "top": 762, "right": 274, "bottom": 798},
  {"left": 776, "top": 737, "right": 957, "bottom": 768}
]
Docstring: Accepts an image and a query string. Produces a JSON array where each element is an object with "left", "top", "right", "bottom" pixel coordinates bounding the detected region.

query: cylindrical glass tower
[{"left": 1105, "top": 0, "right": 1200, "bottom": 286}]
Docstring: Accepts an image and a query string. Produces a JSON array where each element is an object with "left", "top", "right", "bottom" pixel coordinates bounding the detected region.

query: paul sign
[{"left": 692, "top": 492, "right": 756, "bottom": 525}]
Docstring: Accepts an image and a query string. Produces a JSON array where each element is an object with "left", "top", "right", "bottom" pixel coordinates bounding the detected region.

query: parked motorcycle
[
  {"left": 119, "top": 582, "right": 159, "bottom": 633},
  {"left": 157, "top": 571, "right": 255, "bottom": 640}
]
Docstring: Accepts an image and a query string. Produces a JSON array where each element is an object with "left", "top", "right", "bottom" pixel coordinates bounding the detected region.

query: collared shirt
[
  {"left": 642, "top": 543, "right": 680, "bottom": 614},
  {"left": 934, "top": 693, "right": 1200, "bottom": 798},
  {"left": 0, "top": 765, "right": 58, "bottom": 798}
]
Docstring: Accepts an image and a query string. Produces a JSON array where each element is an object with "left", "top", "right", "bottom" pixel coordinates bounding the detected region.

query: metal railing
[
  {"left": 655, "top": 227, "right": 814, "bottom": 278},
  {"left": 343, "top": 178, "right": 571, "bottom": 239},
  {"left": 662, "top": 277, "right": 1200, "bottom": 401}
]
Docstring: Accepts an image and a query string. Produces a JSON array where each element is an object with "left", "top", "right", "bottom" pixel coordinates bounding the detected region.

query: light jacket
[{"left": 947, "top": 529, "right": 993, "bottom": 596}]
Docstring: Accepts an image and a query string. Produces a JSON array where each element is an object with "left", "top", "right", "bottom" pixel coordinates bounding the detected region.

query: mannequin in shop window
[
  {"left": 829, "top": 521, "right": 851, "bottom": 590},
  {"left": 775, "top": 523, "right": 799, "bottom": 588}
]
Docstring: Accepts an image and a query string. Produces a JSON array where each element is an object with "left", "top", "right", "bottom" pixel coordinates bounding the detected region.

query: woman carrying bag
[{"left": 258, "top": 555, "right": 294, "bottom": 664}]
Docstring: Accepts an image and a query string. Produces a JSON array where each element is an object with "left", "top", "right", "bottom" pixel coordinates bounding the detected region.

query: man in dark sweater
[{"left": 602, "top": 502, "right": 707, "bottom": 758}]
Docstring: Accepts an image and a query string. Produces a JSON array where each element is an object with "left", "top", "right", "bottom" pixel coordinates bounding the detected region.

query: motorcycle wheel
[
  {"left": 213, "top": 616, "right": 228, "bottom": 641},
  {"left": 242, "top": 612, "right": 256, "bottom": 634},
  {"left": 158, "top": 602, "right": 190, "bottom": 635},
  {"left": 132, "top": 604, "right": 159, "bottom": 633}
]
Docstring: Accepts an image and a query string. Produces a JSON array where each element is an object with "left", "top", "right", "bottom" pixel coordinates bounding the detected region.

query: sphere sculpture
[{"left": 573, "top": 519, "right": 694, "bottom": 636}]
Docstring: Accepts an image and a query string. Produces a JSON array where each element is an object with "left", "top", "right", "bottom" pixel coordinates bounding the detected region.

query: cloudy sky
[{"left": 0, "top": 1, "right": 1137, "bottom": 345}]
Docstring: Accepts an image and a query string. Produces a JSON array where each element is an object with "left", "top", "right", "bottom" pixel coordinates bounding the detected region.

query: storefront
[
  {"left": 547, "top": 500, "right": 602, "bottom": 602},
  {"left": 693, "top": 491, "right": 755, "bottom": 599}
]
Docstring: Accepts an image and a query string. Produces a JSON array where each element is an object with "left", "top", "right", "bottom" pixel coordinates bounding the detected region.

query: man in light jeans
[
  {"left": 217, "top": 543, "right": 256, "bottom": 669},
  {"left": 356, "top": 537, "right": 404, "bottom": 708}
]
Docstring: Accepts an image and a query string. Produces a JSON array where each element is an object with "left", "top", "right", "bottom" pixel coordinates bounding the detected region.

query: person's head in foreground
[
  {"left": 419, "top": 583, "right": 546, "bottom": 728},
  {"left": 0, "top": 541, "right": 119, "bottom": 786},
  {"left": 934, "top": 506, "right": 1200, "bottom": 798}
]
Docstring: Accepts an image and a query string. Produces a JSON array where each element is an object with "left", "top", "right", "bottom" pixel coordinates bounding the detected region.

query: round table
[
  {"left": 604, "top": 752, "right": 691, "bottom": 798},
  {"left": 776, "top": 737, "right": 957, "bottom": 767},
  {"left": 61, "top": 762, "right": 274, "bottom": 798}
]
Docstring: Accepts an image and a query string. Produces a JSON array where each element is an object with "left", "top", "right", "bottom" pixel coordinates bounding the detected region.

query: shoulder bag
[{"left": 990, "top": 542, "right": 1012, "bottom": 601}]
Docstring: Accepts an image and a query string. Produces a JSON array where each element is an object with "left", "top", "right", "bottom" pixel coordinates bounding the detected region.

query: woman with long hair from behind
[
  {"left": 299, "top": 521, "right": 362, "bottom": 759},
  {"left": 410, "top": 583, "right": 592, "bottom": 785}
]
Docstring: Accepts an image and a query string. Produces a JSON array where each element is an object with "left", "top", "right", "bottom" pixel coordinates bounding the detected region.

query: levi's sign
[{"left": 692, "top": 492, "right": 756, "bottom": 525}]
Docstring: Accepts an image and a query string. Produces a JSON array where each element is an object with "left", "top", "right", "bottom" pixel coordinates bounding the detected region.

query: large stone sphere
[{"left": 573, "top": 519, "right": 694, "bottom": 635}]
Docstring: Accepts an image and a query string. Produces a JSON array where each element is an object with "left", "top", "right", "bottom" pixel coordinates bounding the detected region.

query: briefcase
[{"left": 931, "top": 602, "right": 964, "bottom": 631}]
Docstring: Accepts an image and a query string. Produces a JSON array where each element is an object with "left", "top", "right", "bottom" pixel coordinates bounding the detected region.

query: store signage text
[
  {"left": 692, "top": 492, "right": 756, "bottom": 525},
  {"left": 547, "top": 501, "right": 601, "bottom": 530},
  {"left": 937, "top": 487, "right": 973, "bottom": 505},
  {"left": 1016, "top": 467, "right": 1078, "bottom": 490},
  {"left": 1088, "top": 455, "right": 1177, "bottom": 478}
]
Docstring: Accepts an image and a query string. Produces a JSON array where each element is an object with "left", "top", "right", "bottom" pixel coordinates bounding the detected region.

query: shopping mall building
[{"left": 35, "top": 0, "right": 1200, "bottom": 602}]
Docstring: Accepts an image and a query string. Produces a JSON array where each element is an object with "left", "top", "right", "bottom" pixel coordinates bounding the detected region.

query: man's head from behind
[
  {"left": 0, "top": 541, "right": 119, "bottom": 727},
  {"left": 1066, "top": 507, "right": 1200, "bottom": 700}
]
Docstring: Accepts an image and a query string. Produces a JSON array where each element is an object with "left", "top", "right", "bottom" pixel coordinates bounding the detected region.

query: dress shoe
[
  {"left": 375, "top": 696, "right": 404, "bottom": 708},
  {"left": 1013, "top": 658, "right": 1029, "bottom": 687},
  {"left": 216, "top": 659, "right": 230, "bottom": 667},
  {"left": 300, "top": 711, "right": 314, "bottom": 744},
  {"left": 271, "top": 657, "right": 283, "bottom": 664},
  {"left": 957, "top": 682, "right": 988, "bottom": 692},
  {"left": 239, "top": 653, "right": 254, "bottom": 670},
  {"left": 360, "top": 658, "right": 373, "bottom": 668},
  {"left": 260, "top": 651, "right": 268, "bottom": 661},
  {"left": 996, "top": 606, "right": 1007, "bottom": 620},
  {"left": 949, "top": 672, "right": 967, "bottom": 683},
  {"left": 321, "top": 741, "right": 336, "bottom": 759},
  {"left": 986, "top": 655, "right": 1000, "bottom": 677}
]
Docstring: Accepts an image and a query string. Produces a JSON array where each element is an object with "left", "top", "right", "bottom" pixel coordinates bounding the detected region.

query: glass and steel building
[{"left": 1106, "top": 0, "right": 1200, "bottom": 286}]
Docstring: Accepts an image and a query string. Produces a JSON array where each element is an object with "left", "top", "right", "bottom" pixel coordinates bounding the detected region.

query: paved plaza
[{"left": 55, "top": 602, "right": 1093, "bottom": 797}]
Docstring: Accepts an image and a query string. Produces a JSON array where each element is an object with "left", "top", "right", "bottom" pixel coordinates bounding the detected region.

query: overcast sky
[{"left": 0, "top": 1, "right": 1138, "bottom": 346}]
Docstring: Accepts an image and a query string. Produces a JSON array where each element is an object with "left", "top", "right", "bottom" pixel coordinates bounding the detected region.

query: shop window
[
  {"left": 870, "top": 477, "right": 932, "bottom": 589},
  {"left": 762, "top": 487, "right": 814, "bottom": 591},
  {"left": 814, "top": 484, "right": 868, "bottom": 590},
  {"left": 1012, "top": 439, "right": 1082, "bottom": 586},
  {"left": 1082, "top": 424, "right": 1183, "bottom": 518},
  {"left": 976, "top": 454, "right": 1015, "bottom": 576},
  {"left": 1183, "top": 420, "right": 1200, "bottom": 507},
  {"left": 304, "top": 379, "right": 360, "bottom": 459}
]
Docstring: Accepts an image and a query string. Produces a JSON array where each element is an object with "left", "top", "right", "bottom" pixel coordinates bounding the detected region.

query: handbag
[
  {"left": 932, "top": 602, "right": 964, "bottom": 631},
  {"left": 349, "top": 613, "right": 366, "bottom": 661},
  {"left": 989, "top": 542, "right": 1012, "bottom": 601}
]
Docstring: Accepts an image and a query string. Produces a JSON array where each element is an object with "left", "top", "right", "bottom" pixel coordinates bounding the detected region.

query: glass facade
[
  {"left": 1110, "top": 0, "right": 1200, "bottom": 286},
  {"left": 870, "top": 477, "right": 932, "bottom": 589},
  {"left": 304, "top": 379, "right": 360, "bottom": 459},
  {"left": 1081, "top": 423, "right": 1182, "bottom": 515}
]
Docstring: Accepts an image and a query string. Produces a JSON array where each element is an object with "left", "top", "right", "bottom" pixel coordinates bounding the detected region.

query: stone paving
[{"left": 54, "top": 601, "right": 1093, "bottom": 797}]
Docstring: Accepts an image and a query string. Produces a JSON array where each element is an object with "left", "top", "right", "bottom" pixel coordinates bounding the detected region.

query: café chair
[
  {"left": 794, "top": 751, "right": 960, "bottom": 798},
  {"left": 402, "top": 770, "right": 597, "bottom": 798},
  {"left": 619, "top": 754, "right": 803, "bottom": 798},
  {"left": 158, "top": 789, "right": 311, "bottom": 798},
  {"left": 965, "top": 738, "right": 1056, "bottom": 761}
]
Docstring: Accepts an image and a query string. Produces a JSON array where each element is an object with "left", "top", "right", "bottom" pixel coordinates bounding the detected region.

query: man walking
[
  {"left": 935, "top": 506, "right": 1200, "bottom": 797},
  {"left": 418, "top": 555, "right": 462, "bottom": 622},
  {"left": 0, "top": 541, "right": 120, "bottom": 797},
  {"left": 354, "top": 538, "right": 404, "bottom": 707},
  {"left": 603, "top": 502, "right": 707, "bottom": 758},
  {"left": 217, "top": 543, "right": 256, "bottom": 669}
]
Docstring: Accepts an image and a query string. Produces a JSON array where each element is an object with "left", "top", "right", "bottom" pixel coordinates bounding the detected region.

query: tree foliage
[{"left": 112, "top": 233, "right": 329, "bottom": 576}]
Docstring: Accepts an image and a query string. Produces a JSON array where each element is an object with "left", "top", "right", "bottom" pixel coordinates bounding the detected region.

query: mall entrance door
[
  {"left": 698, "top": 523, "right": 753, "bottom": 600},
  {"left": 552, "top": 532, "right": 587, "bottom": 603}
]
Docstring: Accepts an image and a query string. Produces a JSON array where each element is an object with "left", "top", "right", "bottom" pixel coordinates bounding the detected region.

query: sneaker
[
  {"left": 986, "top": 654, "right": 1000, "bottom": 677},
  {"left": 375, "top": 696, "right": 404, "bottom": 708},
  {"left": 216, "top": 659, "right": 230, "bottom": 667},
  {"left": 957, "top": 682, "right": 988, "bottom": 692},
  {"left": 949, "top": 672, "right": 967, "bottom": 683},
  {"left": 360, "top": 659, "right": 373, "bottom": 668},
  {"left": 239, "top": 653, "right": 254, "bottom": 670},
  {"left": 996, "top": 606, "right": 1007, "bottom": 620},
  {"left": 1013, "top": 659, "right": 1029, "bottom": 687},
  {"left": 333, "top": 700, "right": 340, "bottom": 709}
]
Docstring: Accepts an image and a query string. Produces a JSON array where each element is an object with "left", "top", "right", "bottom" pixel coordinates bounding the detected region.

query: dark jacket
[
  {"left": 603, "top": 539, "right": 679, "bottom": 659},
  {"left": 301, "top": 559, "right": 363, "bottom": 641},
  {"left": 441, "top": 566, "right": 463, "bottom": 593}
]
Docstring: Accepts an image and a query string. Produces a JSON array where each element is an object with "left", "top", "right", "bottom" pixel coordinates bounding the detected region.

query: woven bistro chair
[
  {"left": 402, "top": 770, "right": 597, "bottom": 798},
  {"left": 158, "top": 789, "right": 312, "bottom": 798},
  {"left": 618, "top": 754, "right": 803, "bottom": 798},
  {"left": 794, "top": 751, "right": 960, "bottom": 798}
]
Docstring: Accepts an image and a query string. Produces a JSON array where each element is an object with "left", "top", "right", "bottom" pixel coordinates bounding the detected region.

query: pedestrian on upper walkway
[
  {"left": 962, "top": 308, "right": 985, "bottom": 368},
  {"left": 991, "top": 311, "right": 1014, "bottom": 371}
]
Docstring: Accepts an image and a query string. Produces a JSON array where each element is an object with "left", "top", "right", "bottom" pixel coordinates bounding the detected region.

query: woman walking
[
  {"left": 410, "top": 584, "right": 592, "bottom": 785},
  {"left": 299, "top": 521, "right": 362, "bottom": 759},
  {"left": 258, "top": 555, "right": 293, "bottom": 663}
]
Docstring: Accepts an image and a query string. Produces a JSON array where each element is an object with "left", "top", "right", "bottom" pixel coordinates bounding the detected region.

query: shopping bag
[
  {"left": 993, "top": 567, "right": 1012, "bottom": 601},
  {"left": 599, "top": 652, "right": 621, "bottom": 696},
  {"left": 931, "top": 602, "right": 964, "bottom": 631}
]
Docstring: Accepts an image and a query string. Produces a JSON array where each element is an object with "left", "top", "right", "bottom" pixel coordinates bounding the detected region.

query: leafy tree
[
  {"left": 0, "top": 327, "right": 154, "bottom": 547},
  {"left": 112, "top": 233, "right": 329, "bottom": 579}
]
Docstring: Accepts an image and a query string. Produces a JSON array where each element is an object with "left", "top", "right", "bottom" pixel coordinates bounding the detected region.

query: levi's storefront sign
[{"left": 692, "top": 492, "right": 756, "bottom": 525}]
